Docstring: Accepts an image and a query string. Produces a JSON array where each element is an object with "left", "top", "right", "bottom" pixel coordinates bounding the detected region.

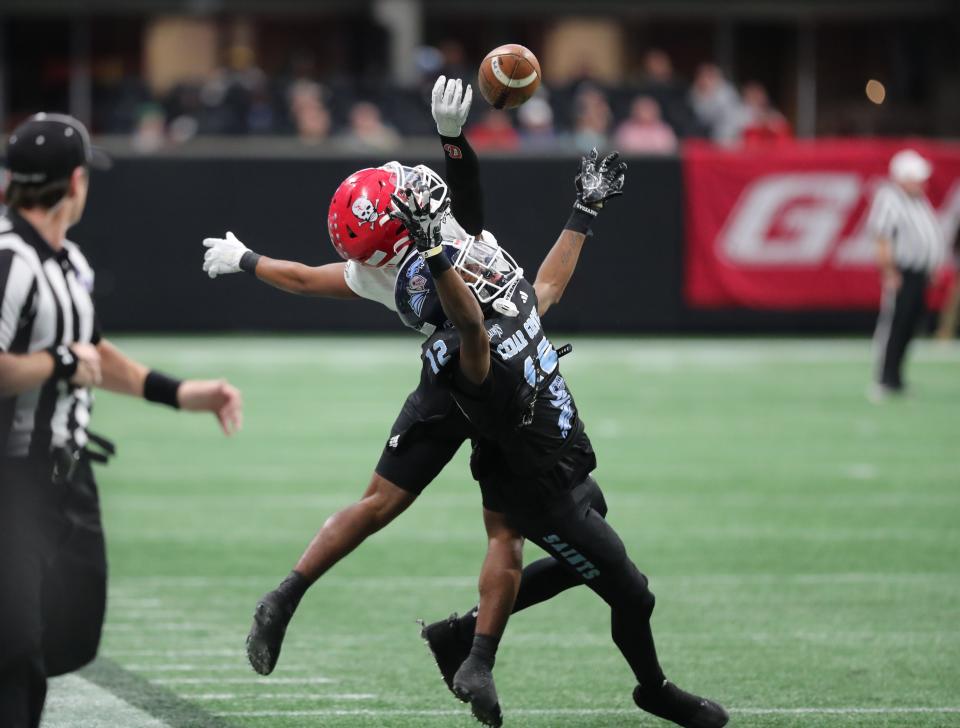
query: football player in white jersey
[{"left": 201, "top": 78, "right": 626, "bottom": 690}]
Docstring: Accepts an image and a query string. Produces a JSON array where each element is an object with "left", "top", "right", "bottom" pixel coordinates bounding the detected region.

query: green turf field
[{"left": 43, "top": 336, "right": 960, "bottom": 728}]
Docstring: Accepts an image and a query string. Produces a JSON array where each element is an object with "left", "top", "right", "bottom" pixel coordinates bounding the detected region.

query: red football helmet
[{"left": 327, "top": 162, "right": 448, "bottom": 268}]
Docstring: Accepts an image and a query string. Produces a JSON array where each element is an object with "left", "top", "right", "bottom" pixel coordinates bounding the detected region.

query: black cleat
[
  {"left": 633, "top": 681, "right": 728, "bottom": 728},
  {"left": 452, "top": 655, "right": 503, "bottom": 727},
  {"left": 246, "top": 590, "right": 294, "bottom": 675},
  {"left": 419, "top": 613, "right": 473, "bottom": 698}
]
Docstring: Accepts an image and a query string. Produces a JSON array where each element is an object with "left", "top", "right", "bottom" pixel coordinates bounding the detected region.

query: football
[{"left": 477, "top": 43, "right": 542, "bottom": 109}]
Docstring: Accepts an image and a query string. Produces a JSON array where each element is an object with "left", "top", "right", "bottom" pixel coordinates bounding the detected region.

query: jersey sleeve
[
  {"left": 0, "top": 249, "right": 37, "bottom": 353},
  {"left": 343, "top": 259, "right": 399, "bottom": 311},
  {"left": 439, "top": 132, "right": 484, "bottom": 236},
  {"left": 421, "top": 330, "right": 462, "bottom": 386}
]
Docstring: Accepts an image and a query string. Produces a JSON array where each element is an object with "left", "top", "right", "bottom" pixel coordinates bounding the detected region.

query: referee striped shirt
[
  {"left": 0, "top": 209, "right": 99, "bottom": 458},
  {"left": 866, "top": 182, "right": 945, "bottom": 273}
]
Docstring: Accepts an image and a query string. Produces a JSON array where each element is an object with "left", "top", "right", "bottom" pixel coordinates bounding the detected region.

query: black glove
[
  {"left": 567, "top": 148, "right": 627, "bottom": 234},
  {"left": 390, "top": 186, "right": 453, "bottom": 277},
  {"left": 389, "top": 186, "right": 450, "bottom": 253}
]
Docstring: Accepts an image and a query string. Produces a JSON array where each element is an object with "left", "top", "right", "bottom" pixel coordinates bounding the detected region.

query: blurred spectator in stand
[
  {"left": 517, "top": 96, "right": 557, "bottom": 150},
  {"left": 246, "top": 77, "right": 283, "bottom": 135},
  {"left": 689, "top": 63, "right": 741, "bottom": 143},
  {"left": 198, "top": 44, "right": 267, "bottom": 135},
  {"left": 289, "top": 80, "right": 331, "bottom": 145},
  {"left": 94, "top": 58, "right": 152, "bottom": 134},
  {"left": 165, "top": 82, "right": 203, "bottom": 142},
  {"left": 467, "top": 109, "right": 520, "bottom": 151},
  {"left": 341, "top": 101, "right": 400, "bottom": 152},
  {"left": 738, "top": 82, "right": 792, "bottom": 145},
  {"left": 438, "top": 39, "right": 472, "bottom": 82},
  {"left": 614, "top": 95, "right": 677, "bottom": 154},
  {"left": 572, "top": 85, "right": 612, "bottom": 153},
  {"left": 132, "top": 103, "right": 167, "bottom": 153},
  {"left": 637, "top": 49, "right": 699, "bottom": 138}
]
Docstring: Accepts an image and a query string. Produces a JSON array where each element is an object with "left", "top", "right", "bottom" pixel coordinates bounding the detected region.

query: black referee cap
[{"left": 6, "top": 112, "right": 111, "bottom": 185}]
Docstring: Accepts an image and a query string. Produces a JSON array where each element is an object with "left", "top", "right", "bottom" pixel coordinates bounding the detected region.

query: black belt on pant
[
  {"left": 54, "top": 432, "right": 116, "bottom": 484},
  {"left": 2, "top": 432, "right": 117, "bottom": 486}
]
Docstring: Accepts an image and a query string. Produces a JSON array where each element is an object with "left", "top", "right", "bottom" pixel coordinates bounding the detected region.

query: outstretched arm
[
  {"left": 390, "top": 187, "right": 490, "bottom": 385},
  {"left": 97, "top": 338, "right": 243, "bottom": 436},
  {"left": 533, "top": 230, "right": 588, "bottom": 317},
  {"left": 432, "top": 76, "right": 484, "bottom": 236},
  {"left": 433, "top": 260, "right": 490, "bottom": 386},
  {"left": 534, "top": 149, "right": 628, "bottom": 316},
  {"left": 203, "top": 232, "right": 358, "bottom": 298},
  {"left": 248, "top": 258, "right": 357, "bottom": 298}
]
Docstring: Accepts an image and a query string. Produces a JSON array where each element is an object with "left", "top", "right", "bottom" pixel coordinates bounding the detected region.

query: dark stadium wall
[{"left": 73, "top": 156, "right": 875, "bottom": 334}]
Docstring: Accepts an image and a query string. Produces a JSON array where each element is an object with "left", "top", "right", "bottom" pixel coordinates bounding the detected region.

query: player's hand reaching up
[
  {"left": 203, "top": 231, "right": 250, "bottom": 278},
  {"left": 575, "top": 148, "right": 627, "bottom": 210},
  {"left": 432, "top": 76, "right": 473, "bottom": 138},
  {"left": 389, "top": 186, "right": 450, "bottom": 253}
]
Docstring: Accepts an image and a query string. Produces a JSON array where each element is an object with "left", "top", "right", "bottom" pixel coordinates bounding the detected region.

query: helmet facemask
[
  {"left": 381, "top": 162, "right": 448, "bottom": 215},
  {"left": 446, "top": 236, "right": 522, "bottom": 305}
]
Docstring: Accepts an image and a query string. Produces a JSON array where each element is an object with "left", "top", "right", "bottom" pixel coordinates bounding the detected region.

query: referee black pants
[
  {"left": 874, "top": 269, "right": 929, "bottom": 390},
  {"left": 0, "top": 457, "right": 108, "bottom": 728}
]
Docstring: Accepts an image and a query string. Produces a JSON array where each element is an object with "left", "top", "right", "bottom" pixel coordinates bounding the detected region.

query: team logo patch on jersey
[
  {"left": 443, "top": 143, "right": 462, "bottom": 159},
  {"left": 404, "top": 258, "right": 430, "bottom": 317},
  {"left": 408, "top": 274, "right": 429, "bottom": 316},
  {"left": 486, "top": 323, "right": 504, "bottom": 340}
]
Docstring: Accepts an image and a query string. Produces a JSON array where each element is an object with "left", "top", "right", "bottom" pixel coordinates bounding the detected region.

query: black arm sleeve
[{"left": 440, "top": 133, "right": 484, "bottom": 236}]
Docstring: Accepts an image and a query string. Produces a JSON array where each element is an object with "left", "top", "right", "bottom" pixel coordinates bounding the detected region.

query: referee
[
  {"left": 0, "top": 113, "right": 243, "bottom": 728},
  {"left": 867, "top": 149, "right": 945, "bottom": 398}
]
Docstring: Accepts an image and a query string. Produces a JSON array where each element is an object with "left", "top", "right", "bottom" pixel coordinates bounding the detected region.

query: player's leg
[
  {"left": 246, "top": 395, "right": 470, "bottom": 675},
  {"left": 450, "top": 509, "right": 521, "bottom": 728},
  {"left": 443, "top": 476, "right": 604, "bottom": 638},
  {"left": 513, "top": 478, "right": 728, "bottom": 728},
  {"left": 293, "top": 472, "right": 418, "bottom": 581},
  {"left": 421, "top": 478, "right": 602, "bottom": 696}
]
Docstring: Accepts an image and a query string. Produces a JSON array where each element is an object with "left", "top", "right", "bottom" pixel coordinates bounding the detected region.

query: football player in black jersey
[
  {"left": 389, "top": 182, "right": 729, "bottom": 728},
  {"left": 230, "top": 78, "right": 633, "bottom": 684}
]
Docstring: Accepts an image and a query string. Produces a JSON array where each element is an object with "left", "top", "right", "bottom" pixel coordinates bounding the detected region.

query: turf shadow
[{"left": 79, "top": 657, "right": 237, "bottom": 728}]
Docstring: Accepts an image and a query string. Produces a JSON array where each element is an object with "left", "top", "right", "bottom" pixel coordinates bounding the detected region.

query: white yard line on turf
[
  {"left": 44, "top": 674, "right": 171, "bottom": 728},
  {"left": 109, "top": 571, "right": 959, "bottom": 589},
  {"left": 108, "top": 337, "right": 960, "bottom": 374},
  {"left": 122, "top": 664, "right": 279, "bottom": 672},
  {"left": 210, "top": 706, "right": 960, "bottom": 718},
  {"left": 189, "top": 692, "right": 377, "bottom": 701},
  {"left": 105, "top": 649, "right": 240, "bottom": 657},
  {"left": 151, "top": 676, "right": 337, "bottom": 685}
]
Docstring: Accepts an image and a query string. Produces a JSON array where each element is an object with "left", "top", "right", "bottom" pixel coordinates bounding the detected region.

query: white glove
[
  {"left": 431, "top": 75, "right": 472, "bottom": 138},
  {"left": 203, "top": 231, "right": 249, "bottom": 279}
]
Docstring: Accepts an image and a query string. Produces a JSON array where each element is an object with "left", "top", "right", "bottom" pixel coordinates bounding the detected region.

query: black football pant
[
  {"left": 0, "top": 457, "right": 108, "bottom": 728},
  {"left": 874, "top": 269, "right": 929, "bottom": 390},
  {"left": 467, "top": 478, "right": 665, "bottom": 688}
]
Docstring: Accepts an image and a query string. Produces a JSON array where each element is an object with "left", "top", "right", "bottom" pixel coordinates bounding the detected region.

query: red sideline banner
[{"left": 683, "top": 140, "right": 960, "bottom": 309}]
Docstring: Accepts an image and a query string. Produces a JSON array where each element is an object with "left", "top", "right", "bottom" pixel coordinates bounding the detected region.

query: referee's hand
[
  {"left": 70, "top": 343, "right": 102, "bottom": 388},
  {"left": 177, "top": 379, "right": 243, "bottom": 436}
]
